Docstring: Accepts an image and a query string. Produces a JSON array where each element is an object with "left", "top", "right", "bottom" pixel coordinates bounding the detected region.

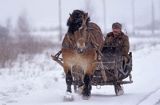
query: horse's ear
[
  {"left": 69, "top": 13, "right": 72, "bottom": 19},
  {"left": 67, "top": 13, "right": 72, "bottom": 26},
  {"left": 84, "top": 13, "right": 89, "bottom": 22},
  {"left": 85, "top": 13, "right": 88, "bottom": 18}
]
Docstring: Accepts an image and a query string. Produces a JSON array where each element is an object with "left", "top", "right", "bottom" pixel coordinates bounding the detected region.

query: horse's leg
[
  {"left": 66, "top": 70, "right": 73, "bottom": 93},
  {"left": 63, "top": 65, "right": 74, "bottom": 101},
  {"left": 82, "top": 66, "right": 94, "bottom": 99},
  {"left": 82, "top": 62, "right": 96, "bottom": 99},
  {"left": 82, "top": 74, "right": 92, "bottom": 98},
  {"left": 63, "top": 63, "right": 73, "bottom": 93}
]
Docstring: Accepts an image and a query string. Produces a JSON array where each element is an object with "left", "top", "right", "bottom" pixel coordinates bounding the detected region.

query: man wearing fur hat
[
  {"left": 104, "top": 22, "right": 130, "bottom": 95},
  {"left": 105, "top": 22, "right": 130, "bottom": 63}
]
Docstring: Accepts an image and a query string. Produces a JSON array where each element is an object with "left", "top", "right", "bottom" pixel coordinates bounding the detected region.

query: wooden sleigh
[{"left": 51, "top": 46, "right": 133, "bottom": 96}]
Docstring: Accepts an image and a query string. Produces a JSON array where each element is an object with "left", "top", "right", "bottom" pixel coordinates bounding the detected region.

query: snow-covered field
[{"left": 0, "top": 37, "right": 160, "bottom": 105}]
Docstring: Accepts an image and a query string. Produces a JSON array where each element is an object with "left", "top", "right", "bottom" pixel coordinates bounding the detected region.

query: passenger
[
  {"left": 104, "top": 22, "right": 130, "bottom": 63},
  {"left": 104, "top": 22, "right": 130, "bottom": 95}
]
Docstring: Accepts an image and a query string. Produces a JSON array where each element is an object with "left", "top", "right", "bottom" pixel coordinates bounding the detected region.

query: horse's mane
[
  {"left": 67, "top": 10, "right": 90, "bottom": 34},
  {"left": 87, "top": 22, "right": 104, "bottom": 50}
]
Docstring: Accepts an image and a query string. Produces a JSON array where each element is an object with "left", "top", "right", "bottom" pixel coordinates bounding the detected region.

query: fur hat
[{"left": 112, "top": 22, "right": 122, "bottom": 29}]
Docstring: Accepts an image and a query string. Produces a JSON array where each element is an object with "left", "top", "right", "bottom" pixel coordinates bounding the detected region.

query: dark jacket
[{"left": 104, "top": 32, "right": 130, "bottom": 59}]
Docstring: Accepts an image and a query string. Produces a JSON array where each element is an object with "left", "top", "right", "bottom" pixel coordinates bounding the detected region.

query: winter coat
[{"left": 104, "top": 32, "right": 130, "bottom": 59}]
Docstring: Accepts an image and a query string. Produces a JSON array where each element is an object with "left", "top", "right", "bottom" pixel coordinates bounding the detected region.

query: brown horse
[{"left": 62, "top": 10, "right": 104, "bottom": 100}]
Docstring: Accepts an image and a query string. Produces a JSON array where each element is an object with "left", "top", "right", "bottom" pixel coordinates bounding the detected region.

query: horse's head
[
  {"left": 67, "top": 10, "right": 90, "bottom": 34},
  {"left": 74, "top": 13, "right": 90, "bottom": 54}
]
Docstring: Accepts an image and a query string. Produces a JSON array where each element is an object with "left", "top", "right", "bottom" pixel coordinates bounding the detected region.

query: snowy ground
[{"left": 0, "top": 37, "right": 160, "bottom": 105}]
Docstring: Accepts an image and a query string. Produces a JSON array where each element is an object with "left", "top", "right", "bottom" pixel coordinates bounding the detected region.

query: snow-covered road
[{"left": 0, "top": 43, "right": 160, "bottom": 105}]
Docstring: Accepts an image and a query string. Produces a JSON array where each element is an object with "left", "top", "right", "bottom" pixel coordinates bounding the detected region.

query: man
[
  {"left": 104, "top": 22, "right": 130, "bottom": 95},
  {"left": 105, "top": 22, "right": 130, "bottom": 63}
]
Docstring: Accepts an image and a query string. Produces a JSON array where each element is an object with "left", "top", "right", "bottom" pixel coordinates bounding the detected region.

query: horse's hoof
[
  {"left": 82, "top": 95, "right": 91, "bottom": 100},
  {"left": 82, "top": 91, "right": 91, "bottom": 100},
  {"left": 63, "top": 92, "right": 74, "bottom": 101}
]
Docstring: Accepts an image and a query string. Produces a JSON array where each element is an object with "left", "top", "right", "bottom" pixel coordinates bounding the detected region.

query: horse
[{"left": 61, "top": 10, "right": 104, "bottom": 100}]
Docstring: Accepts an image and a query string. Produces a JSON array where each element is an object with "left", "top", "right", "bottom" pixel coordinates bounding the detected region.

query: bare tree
[
  {"left": 15, "top": 11, "right": 34, "bottom": 54},
  {"left": 0, "top": 24, "right": 10, "bottom": 68},
  {"left": 6, "top": 18, "right": 12, "bottom": 31},
  {"left": 0, "top": 25, "right": 9, "bottom": 40},
  {"left": 15, "top": 11, "right": 31, "bottom": 40},
  {"left": 6, "top": 17, "right": 14, "bottom": 38}
]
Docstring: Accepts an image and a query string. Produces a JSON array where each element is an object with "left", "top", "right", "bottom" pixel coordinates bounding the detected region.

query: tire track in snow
[{"left": 136, "top": 87, "right": 160, "bottom": 105}]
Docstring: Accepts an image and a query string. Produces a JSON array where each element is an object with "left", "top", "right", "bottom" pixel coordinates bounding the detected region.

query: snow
[{"left": 0, "top": 38, "right": 160, "bottom": 105}]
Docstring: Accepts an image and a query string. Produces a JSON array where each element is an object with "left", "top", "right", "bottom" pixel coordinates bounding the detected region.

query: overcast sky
[{"left": 0, "top": 0, "right": 160, "bottom": 32}]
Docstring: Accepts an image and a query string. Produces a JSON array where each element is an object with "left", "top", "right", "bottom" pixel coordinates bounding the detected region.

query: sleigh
[{"left": 52, "top": 46, "right": 133, "bottom": 96}]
